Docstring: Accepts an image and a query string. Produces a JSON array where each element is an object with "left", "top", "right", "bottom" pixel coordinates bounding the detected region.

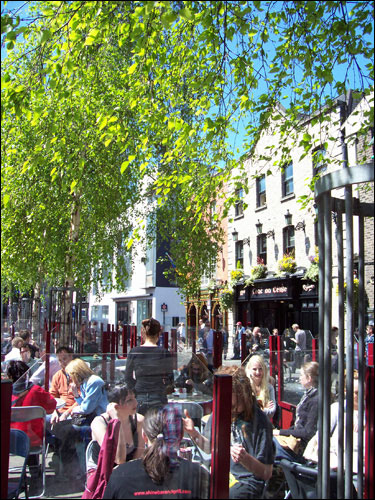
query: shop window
[
  {"left": 281, "top": 162, "right": 294, "bottom": 197},
  {"left": 235, "top": 188, "right": 244, "bottom": 217},
  {"left": 283, "top": 226, "right": 295, "bottom": 255},
  {"left": 256, "top": 175, "right": 266, "bottom": 207},
  {"left": 257, "top": 234, "right": 267, "bottom": 265},
  {"left": 235, "top": 241, "right": 244, "bottom": 268}
]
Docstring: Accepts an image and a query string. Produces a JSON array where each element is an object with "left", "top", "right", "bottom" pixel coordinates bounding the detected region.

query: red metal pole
[
  {"left": 210, "top": 374, "right": 232, "bottom": 499},
  {"left": 365, "top": 364, "right": 374, "bottom": 500},
  {"left": 213, "top": 331, "right": 223, "bottom": 369},
  {"left": 240, "top": 332, "right": 247, "bottom": 364},
  {"left": 110, "top": 325, "right": 116, "bottom": 383},
  {"left": 171, "top": 329, "right": 177, "bottom": 370},
  {"left": 312, "top": 337, "right": 318, "bottom": 362},
  {"left": 1, "top": 380, "right": 12, "bottom": 499},
  {"left": 367, "top": 342, "right": 374, "bottom": 367},
  {"left": 269, "top": 334, "right": 277, "bottom": 380},
  {"left": 120, "top": 325, "right": 128, "bottom": 358},
  {"left": 163, "top": 331, "right": 169, "bottom": 350}
]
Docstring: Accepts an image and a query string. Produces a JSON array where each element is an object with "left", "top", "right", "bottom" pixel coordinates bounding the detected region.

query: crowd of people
[{"left": 2, "top": 318, "right": 372, "bottom": 499}]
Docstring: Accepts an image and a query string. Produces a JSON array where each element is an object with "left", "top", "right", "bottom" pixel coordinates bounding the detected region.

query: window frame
[
  {"left": 281, "top": 162, "right": 294, "bottom": 197},
  {"left": 257, "top": 234, "right": 267, "bottom": 265},
  {"left": 283, "top": 226, "right": 295, "bottom": 255},
  {"left": 235, "top": 188, "right": 244, "bottom": 217},
  {"left": 256, "top": 175, "right": 266, "bottom": 208},
  {"left": 235, "top": 240, "right": 244, "bottom": 269},
  {"left": 312, "top": 146, "right": 327, "bottom": 177}
]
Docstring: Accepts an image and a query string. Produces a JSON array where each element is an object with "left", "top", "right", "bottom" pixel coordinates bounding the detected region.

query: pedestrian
[{"left": 291, "top": 324, "right": 306, "bottom": 370}]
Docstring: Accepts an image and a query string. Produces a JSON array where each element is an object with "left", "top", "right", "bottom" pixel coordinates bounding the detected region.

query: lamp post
[{"left": 256, "top": 220, "right": 263, "bottom": 234}]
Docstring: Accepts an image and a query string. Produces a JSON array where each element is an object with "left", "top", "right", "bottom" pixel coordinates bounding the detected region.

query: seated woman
[
  {"left": 65, "top": 357, "right": 109, "bottom": 424},
  {"left": 245, "top": 354, "right": 276, "bottom": 420},
  {"left": 174, "top": 353, "right": 213, "bottom": 395},
  {"left": 88, "top": 385, "right": 145, "bottom": 479},
  {"left": 103, "top": 405, "right": 210, "bottom": 499},
  {"left": 273, "top": 361, "right": 319, "bottom": 462},
  {"left": 183, "top": 365, "right": 274, "bottom": 499},
  {"left": 8, "top": 360, "right": 57, "bottom": 485}
]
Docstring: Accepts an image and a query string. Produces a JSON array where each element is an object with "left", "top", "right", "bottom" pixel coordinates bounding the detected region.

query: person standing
[
  {"left": 291, "top": 323, "right": 306, "bottom": 370},
  {"left": 124, "top": 318, "right": 174, "bottom": 415}
]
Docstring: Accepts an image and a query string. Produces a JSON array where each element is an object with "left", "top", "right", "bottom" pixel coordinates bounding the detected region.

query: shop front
[{"left": 235, "top": 277, "right": 318, "bottom": 335}]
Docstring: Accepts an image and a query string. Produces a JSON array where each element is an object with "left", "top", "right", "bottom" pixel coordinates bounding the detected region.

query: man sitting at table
[{"left": 175, "top": 353, "right": 213, "bottom": 395}]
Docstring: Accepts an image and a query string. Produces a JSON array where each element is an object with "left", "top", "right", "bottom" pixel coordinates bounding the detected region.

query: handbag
[
  {"left": 71, "top": 412, "right": 96, "bottom": 426},
  {"left": 275, "top": 434, "right": 302, "bottom": 454}
]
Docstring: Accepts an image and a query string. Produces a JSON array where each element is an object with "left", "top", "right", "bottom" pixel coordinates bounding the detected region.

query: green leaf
[
  {"left": 3, "top": 193, "right": 10, "bottom": 207},
  {"left": 128, "top": 63, "right": 137, "bottom": 75},
  {"left": 179, "top": 8, "right": 194, "bottom": 21},
  {"left": 70, "top": 180, "right": 77, "bottom": 193}
]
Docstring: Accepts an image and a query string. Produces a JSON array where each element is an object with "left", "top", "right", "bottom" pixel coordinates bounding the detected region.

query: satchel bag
[{"left": 275, "top": 434, "right": 303, "bottom": 454}]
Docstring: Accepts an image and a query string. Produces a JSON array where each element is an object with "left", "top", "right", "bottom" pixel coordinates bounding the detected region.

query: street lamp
[
  {"left": 256, "top": 220, "right": 263, "bottom": 234},
  {"left": 284, "top": 209, "right": 293, "bottom": 226},
  {"left": 232, "top": 228, "right": 238, "bottom": 241}
]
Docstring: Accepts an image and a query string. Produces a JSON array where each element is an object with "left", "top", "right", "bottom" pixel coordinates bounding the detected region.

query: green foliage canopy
[{"left": 1, "top": 1, "right": 373, "bottom": 297}]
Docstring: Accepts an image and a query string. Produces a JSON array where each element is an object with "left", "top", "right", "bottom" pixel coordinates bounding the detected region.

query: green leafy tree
[{"left": 1, "top": 0, "right": 373, "bottom": 306}]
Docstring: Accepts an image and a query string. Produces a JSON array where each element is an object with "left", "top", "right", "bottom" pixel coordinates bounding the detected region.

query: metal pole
[
  {"left": 317, "top": 195, "right": 325, "bottom": 499},
  {"left": 1, "top": 380, "right": 12, "bottom": 500},
  {"left": 344, "top": 185, "right": 354, "bottom": 499},
  {"left": 336, "top": 212, "right": 345, "bottom": 499},
  {"left": 357, "top": 214, "right": 365, "bottom": 498},
  {"left": 322, "top": 192, "right": 332, "bottom": 499}
]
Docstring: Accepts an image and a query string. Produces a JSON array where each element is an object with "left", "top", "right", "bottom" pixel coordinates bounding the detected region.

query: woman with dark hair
[
  {"left": 103, "top": 405, "right": 210, "bottom": 499},
  {"left": 87, "top": 384, "right": 145, "bottom": 479},
  {"left": 8, "top": 360, "right": 56, "bottom": 486},
  {"left": 124, "top": 318, "right": 174, "bottom": 415},
  {"left": 183, "top": 365, "right": 274, "bottom": 499}
]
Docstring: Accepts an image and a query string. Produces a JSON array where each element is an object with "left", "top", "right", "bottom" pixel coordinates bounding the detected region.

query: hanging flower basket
[
  {"left": 278, "top": 252, "right": 297, "bottom": 274},
  {"left": 251, "top": 257, "right": 267, "bottom": 280},
  {"left": 303, "top": 248, "right": 319, "bottom": 282},
  {"left": 219, "top": 288, "right": 234, "bottom": 310}
]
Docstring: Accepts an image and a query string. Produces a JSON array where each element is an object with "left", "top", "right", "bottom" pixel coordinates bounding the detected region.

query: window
[
  {"left": 281, "top": 162, "right": 294, "bottom": 197},
  {"left": 256, "top": 175, "right": 266, "bottom": 207},
  {"left": 91, "top": 306, "right": 99, "bottom": 320},
  {"left": 235, "top": 188, "right": 244, "bottom": 217},
  {"left": 283, "top": 226, "right": 295, "bottom": 255},
  {"left": 312, "top": 147, "right": 327, "bottom": 176},
  {"left": 235, "top": 241, "right": 244, "bottom": 268},
  {"left": 101, "top": 305, "right": 109, "bottom": 320},
  {"left": 257, "top": 234, "right": 267, "bottom": 265}
]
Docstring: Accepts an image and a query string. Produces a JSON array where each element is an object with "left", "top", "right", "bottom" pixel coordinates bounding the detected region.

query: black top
[
  {"left": 279, "top": 387, "right": 318, "bottom": 445},
  {"left": 124, "top": 345, "right": 174, "bottom": 395},
  {"left": 103, "top": 457, "right": 209, "bottom": 499}
]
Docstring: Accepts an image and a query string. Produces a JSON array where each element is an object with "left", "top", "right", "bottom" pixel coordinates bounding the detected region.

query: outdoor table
[{"left": 168, "top": 392, "right": 213, "bottom": 415}]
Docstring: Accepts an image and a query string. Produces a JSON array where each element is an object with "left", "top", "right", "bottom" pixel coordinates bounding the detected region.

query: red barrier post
[
  {"left": 269, "top": 334, "right": 277, "bottom": 380},
  {"left": 110, "top": 324, "right": 116, "bottom": 383},
  {"left": 163, "top": 331, "right": 169, "bottom": 350},
  {"left": 240, "top": 332, "right": 247, "bottom": 364},
  {"left": 101, "top": 324, "right": 109, "bottom": 382},
  {"left": 120, "top": 326, "right": 128, "bottom": 358},
  {"left": 213, "top": 331, "right": 223, "bottom": 369},
  {"left": 365, "top": 364, "right": 374, "bottom": 500},
  {"left": 210, "top": 374, "right": 232, "bottom": 499},
  {"left": 367, "top": 342, "right": 374, "bottom": 367},
  {"left": 171, "top": 329, "right": 177, "bottom": 370},
  {"left": 312, "top": 338, "right": 318, "bottom": 362},
  {"left": 1, "top": 380, "right": 12, "bottom": 499}
]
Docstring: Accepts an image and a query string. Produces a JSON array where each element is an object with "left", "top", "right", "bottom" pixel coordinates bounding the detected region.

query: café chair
[
  {"left": 11, "top": 406, "right": 47, "bottom": 499},
  {"left": 8, "top": 429, "right": 30, "bottom": 499}
]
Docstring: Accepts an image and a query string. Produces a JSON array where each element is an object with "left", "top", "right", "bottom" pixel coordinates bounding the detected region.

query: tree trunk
[{"left": 32, "top": 281, "right": 41, "bottom": 340}]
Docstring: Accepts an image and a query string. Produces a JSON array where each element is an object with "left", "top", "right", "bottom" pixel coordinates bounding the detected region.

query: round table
[{"left": 168, "top": 393, "right": 213, "bottom": 415}]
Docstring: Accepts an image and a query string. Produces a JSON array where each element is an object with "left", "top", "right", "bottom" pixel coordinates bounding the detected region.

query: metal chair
[
  {"left": 11, "top": 406, "right": 47, "bottom": 499},
  {"left": 8, "top": 429, "right": 30, "bottom": 499},
  {"left": 279, "top": 458, "right": 318, "bottom": 499}
]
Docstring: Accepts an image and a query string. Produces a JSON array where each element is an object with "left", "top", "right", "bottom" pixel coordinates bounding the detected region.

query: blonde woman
[
  {"left": 245, "top": 355, "right": 276, "bottom": 419},
  {"left": 65, "top": 358, "right": 109, "bottom": 424}
]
